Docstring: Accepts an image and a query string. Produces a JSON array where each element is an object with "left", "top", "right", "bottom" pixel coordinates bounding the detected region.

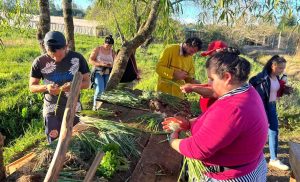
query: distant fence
[
  {"left": 185, "top": 30, "right": 300, "bottom": 54},
  {"left": 28, "top": 16, "right": 110, "bottom": 37}
]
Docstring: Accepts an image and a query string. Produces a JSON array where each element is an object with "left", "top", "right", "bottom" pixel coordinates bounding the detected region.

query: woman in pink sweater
[{"left": 163, "top": 48, "right": 268, "bottom": 181}]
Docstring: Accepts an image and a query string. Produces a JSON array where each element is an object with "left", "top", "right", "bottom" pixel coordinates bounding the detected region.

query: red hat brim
[{"left": 200, "top": 50, "right": 215, "bottom": 57}]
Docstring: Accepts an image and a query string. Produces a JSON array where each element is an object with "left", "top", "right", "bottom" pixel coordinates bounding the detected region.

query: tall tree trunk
[
  {"left": 37, "top": 0, "right": 50, "bottom": 54},
  {"left": 106, "top": 0, "right": 160, "bottom": 90},
  {"left": 0, "top": 133, "right": 5, "bottom": 181},
  {"left": 62, "top": 0, "right": 75, "bottom": 51}
]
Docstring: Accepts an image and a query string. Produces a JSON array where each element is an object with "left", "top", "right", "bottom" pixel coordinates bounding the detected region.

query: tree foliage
[
  {"left": 0, "top": 0, "right": 38, "bottom": 33},
  {"left": 49, "top": 0, "right": 86, "bottom": 18},
  {"left": 196, "top": 0, "right": 299, "bottom": 27},
  {"left": 278, "top": 14, "right": 297, "bottom": 30},
  {"left": 85, "top": 0, "right": 185, "bottom": 43}
]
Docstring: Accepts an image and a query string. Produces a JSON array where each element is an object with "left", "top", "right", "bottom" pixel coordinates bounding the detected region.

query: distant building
[{"left": 29, "top": 15, "right": 109, "bottom": 37}]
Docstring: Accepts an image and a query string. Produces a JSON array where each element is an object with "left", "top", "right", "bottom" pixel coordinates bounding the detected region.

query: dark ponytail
[
  {"left": 263, "top": 55, "right": 286, "bottom": 75},
  {"left": 206, "top": 47, "right": 251, "bottom": 83},
  {"left": 105, "top": 35, "right": 114, "bottom": 45}
]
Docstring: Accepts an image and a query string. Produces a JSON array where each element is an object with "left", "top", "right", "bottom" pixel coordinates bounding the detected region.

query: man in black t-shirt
[{"left": 29, "top": 31, "right": 90, "bottom": 143}]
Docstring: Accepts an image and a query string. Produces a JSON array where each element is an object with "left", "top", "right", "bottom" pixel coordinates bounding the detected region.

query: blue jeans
[
  {"left": 267, "top": 102, "right": 278, "bottom": 160},
  {"left": 93, "top": 73, "right": 109, "bottom": 107}
]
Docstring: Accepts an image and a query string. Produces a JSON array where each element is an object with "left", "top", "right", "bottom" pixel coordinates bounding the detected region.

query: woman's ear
[{"left": 223, "top": 72, "right": 232, "bottom": 85}]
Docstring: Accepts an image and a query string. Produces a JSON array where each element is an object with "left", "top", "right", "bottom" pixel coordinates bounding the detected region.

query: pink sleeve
[{"left": 179, "top": 105, "right": 245, "bottom": 160}]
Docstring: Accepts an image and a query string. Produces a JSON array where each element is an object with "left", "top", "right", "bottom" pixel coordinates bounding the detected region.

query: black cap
[{"left": 44, "top": 31, "right": 66, "bottom": 47}]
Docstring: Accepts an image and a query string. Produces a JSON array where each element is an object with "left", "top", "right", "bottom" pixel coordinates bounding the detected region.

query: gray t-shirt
[{"left": 30, "top": 51, "right": 90, "bottom": 118}]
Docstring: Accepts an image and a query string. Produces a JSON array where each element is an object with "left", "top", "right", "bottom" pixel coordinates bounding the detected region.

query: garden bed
[{"left": 5, "top": 89, "right": 189, "bottom": 181}]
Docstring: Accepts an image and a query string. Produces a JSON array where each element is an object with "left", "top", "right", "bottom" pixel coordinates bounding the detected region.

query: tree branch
[{"left": 105, "top": 0, "right": 160, "bottom": 90}]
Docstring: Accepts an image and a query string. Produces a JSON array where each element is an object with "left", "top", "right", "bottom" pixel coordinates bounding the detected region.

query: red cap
[{"left": 200, "top": 40, "right": 228, "bottom": 57}]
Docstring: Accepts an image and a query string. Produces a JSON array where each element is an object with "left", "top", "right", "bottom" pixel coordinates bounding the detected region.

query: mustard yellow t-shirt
[{"left": 156, "top": 44, "right": 195, "bottom": 99}]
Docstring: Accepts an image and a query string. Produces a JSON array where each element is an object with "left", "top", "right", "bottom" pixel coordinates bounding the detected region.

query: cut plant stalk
[
  {"left": 55, "top": 88, "right": 63, "bottom": 116},
  {"left": 178, "top": 157, "right": 207, "bottom": 182},
  {"left": 160, "top": 78, "right": 183, "bottom": 88}
]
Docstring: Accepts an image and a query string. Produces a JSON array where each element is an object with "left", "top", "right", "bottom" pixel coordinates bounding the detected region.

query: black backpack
[{"left": 120, "top": 52, "right": 138, "bottom": 83}]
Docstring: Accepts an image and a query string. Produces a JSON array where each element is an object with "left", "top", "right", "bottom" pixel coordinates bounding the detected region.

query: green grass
[{"left": 3, "top": 119, "right": 47, "bottom": 165}]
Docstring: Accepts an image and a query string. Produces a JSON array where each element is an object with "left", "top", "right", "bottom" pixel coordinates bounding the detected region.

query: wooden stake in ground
[
  {"left": 83, "top": 151, "right": 105, "bottom": 182},
  {"left": 0, "top": 132, "right": 6, "bottom": 181},
  {"left": 44, "top": 72, "right": 83, "bottom": 182}
]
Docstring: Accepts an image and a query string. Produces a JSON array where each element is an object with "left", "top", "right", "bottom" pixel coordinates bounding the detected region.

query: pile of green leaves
[
  {"left": 99, "top": 89, "right": 142, "bottom": 108},
  {"left": 127, "top": 113, "right": 164, "bottom": 132},
  {"left": 82, "top": 117, "right": 141, "bottom": 158},
  {"left": 97, "top": 143, "right": 129, "bottom": 179},
  {"left": 33, "top": 120, "right": 139, "bottom": 179}
]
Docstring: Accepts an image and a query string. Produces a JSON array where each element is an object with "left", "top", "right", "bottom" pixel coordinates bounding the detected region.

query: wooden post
[
  {"left": 0, "top": 132, "right": 6, "bottom": 181},
  {"left": 289, "top": 142, "right": 300, "bottom": 182},
  {"left": 83, "top": 151, "right": 105, "bottom": 182},
  {"left": 44, "top": 72, "right": 83, "bottom": 182}
]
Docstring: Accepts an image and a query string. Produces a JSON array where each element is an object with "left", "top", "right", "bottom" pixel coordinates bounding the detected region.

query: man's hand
[
  {"left": 60, "top": 82, "right": 71, "bottom": 92},
  {"left": 46, "top": 84, "right": 60, "bottom": 95},
  {"left": 173, "top": 70, "right": 188, "bottom": 80},
  {"left": 162, "top": 116, "right": 190, "bottom": 132}
]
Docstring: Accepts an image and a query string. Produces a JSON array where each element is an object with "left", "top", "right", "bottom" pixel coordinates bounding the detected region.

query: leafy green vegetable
[
  {"left": 97, "top": 143, "right": 129, "bottom": 179},
  {"left": 98, "top": 151, "right": 119, "bottom": 178}
]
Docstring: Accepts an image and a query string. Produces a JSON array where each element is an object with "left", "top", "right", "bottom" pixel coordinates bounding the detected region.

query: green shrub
[{"left": 277, "top": 80, "right": 300, "bottom": 131}]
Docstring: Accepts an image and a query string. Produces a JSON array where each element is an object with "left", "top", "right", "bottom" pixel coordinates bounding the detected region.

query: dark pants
[{"left": 44, "top": 115, "right": 80, "bottom": 143}]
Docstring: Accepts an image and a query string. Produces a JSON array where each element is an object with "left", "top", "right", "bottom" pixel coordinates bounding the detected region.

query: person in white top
[
  {"left": 250, "top": 55, "right": 289, "bottom": 171},
  {"left": 89, "top": 35, "right": 116, "bottom": 110}
]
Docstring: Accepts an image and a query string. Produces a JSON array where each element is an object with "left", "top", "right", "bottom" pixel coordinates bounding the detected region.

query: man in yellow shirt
[{"left": 156, "top": 37, "right": 202, "bottom": 99}]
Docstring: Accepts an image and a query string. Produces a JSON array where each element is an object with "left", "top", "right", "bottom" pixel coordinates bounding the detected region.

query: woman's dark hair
[
  {"left": 206, "top": 47, "right": 251, "bottom": 83},
  {"left": 263, "top": 55, "right": 286, "bottom": 75},
  {"left": 105, "top": 35, "right": 114, "bottom": 45},
  {"left": 185, "top": 37, "right": 202, "bottom": 50}
]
